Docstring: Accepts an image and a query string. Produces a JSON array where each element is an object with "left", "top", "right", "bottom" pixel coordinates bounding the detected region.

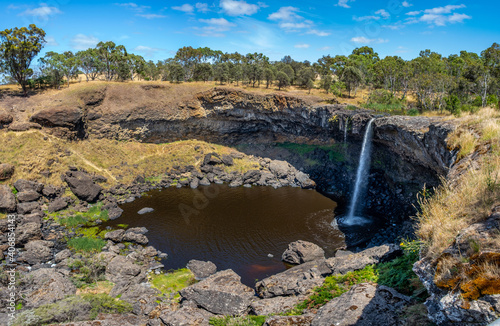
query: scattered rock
[
  {"left": 203, "top": 153, "right": 222, "bottom": 165},
  {"left": 180, "top": 269, "right": 255, "bottom": 315},
  {"left": 295, "top": 171, "right": 316, "bottom": 189},
  {"left": 8, "top": 122, "right": 42, "bottom": 131},
  {"left": 269, "top": 160, "right": 290, "bottom": 179},
  {"left": 17, "top": 190, "right": 42, "bottom": 202},
  {"left": 0, "top": 163, "right": 15, "bottom": 180},
  {"left": 63, "top": 170, "right": 102, "bottom": 202},
  {"left": 282, "top": 240, "right": 325, "bottom": 265},
  {"left": 55, "top": 249, "right": 72, "bottom": 263},
  {"left": 160, "top": 305, "right": 214, "bottom": 326},
  {"left": 20, "top": 240, "right": 53, "bottom": 264},
  {"left": 127, "top": 227, "right": 148, "bottom": 234},
  {"left": 105, "top": 229, "right": 125, "bottom": 242},
  {"left": 186, "top": 260, "right": 217, "bottom": 280},
  {"left": 0, "top": 110, "right": 13, "bottom": 126},
  {"left": 0, "top": 185, "right": 16, "bottom": 212},
  {"left": 103, "top": 202, "right": 124, "bottom": 220},
  {"left": 264, "top": 315, "right": 314, "bottom": 326},
  {"left": 42, "top": 184, "right": 60, "bottom": 198},
  {"left": 105, "top": 255, "right": 142, "bottom": 284},
  {"left": 243, "top": 170, "right": 261, "bottom": 184},
  {"left": 199, "top": 177, "right": 211, "bottom": 186},
  {"left": 14, "top": 179, "right": 44, "bottom": 193},
  {"left": 251, "top": 296, "right": 305, "bottom": 316},
  {"left": 190, "top": 178, "right": 199, "bottom": 189},
  {"left": 17, "top": 201, "right": 40, "bottom": 214},
  {"left": 311, "top": 283, "right": 411, "bottom": 326},
  {"left": 138, "top": 207, "right": 154, "bottom": 215},
  {"left": 221, "top": 154, "right": 234, "bottom": 166},
  {"left": 122, "top": 231, "right": 149, "bottom": 245},
  {"left": 21, "top": 268, "right": 76, "bottom": 308},
  {"left": 15, "top": 222, "right": 42, "bottom": 245},
  {"left": 48, "top": 197, "right": 69, "bottom": 213}
]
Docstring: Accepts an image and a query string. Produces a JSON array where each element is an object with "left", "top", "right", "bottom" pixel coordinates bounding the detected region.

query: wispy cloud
[
  {"left": 45, "top": 36, "right": 59, "bottom": 46},
  {"left": 195, "top": 3, "right": 210, "bottom": 13},
  {"left": 295, "top": 43, "right": 310, "bottom": 48},
  {"left": 134, "top": 45, "right": 161, "bottom": 57},
  {"left": 71, "top": 34, "right": 99, "bottom": 50},
  {"left": 114, "top": 2, "right": 150, "bottom": 12},
  {"left": 220, "top": 0, "right": 263, "bottom": 16},
  {"left": 354, "top": 8, "right": 390, "bottom": 22},
  {"left": 306, "top": 29, "right": 331, "bottom": 36},
  {"left": 396, "top": 45, "right": 409, "bottom": 53},
  {"left": 197, "top": 17, "right": 236, "bottom": 37},
  {"left": 351, "top": 36, "right": 388, "bottom": 44},
  {"left": 402, "top": 1, "right": 412, "bottom": 8},
  {"left": 137, "top": 14, "right": 166, "bottom": 19},
  {"left": 319, "top": 46, "right": 332, "bottom": 51},
  {"left": 405, "top": 4, "right": 470, "bottom": 26},
  {"left": 20, "top": 4, "right": 62, "bottom": 18},
  {"left": 336, "top": 0, "right": 354, "bottom": 9},
  {"left": 268, "top": 6, "right": 301, "bottom": 21},
  {"left": 172, "top": 4, "right": 194, "bottom": 13}
]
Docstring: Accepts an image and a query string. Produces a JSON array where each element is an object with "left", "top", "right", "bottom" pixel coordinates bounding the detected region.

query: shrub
[
  {"left": 444, "top": 95, "right": 461, "bottom": 116},
  {"left": 67, "top": 236, "right": 106, "bottom": 253},
  {"left": 363, "top": 89, "right": 406, "bottom": 112},
  {"left": 209, "top": 316, "right": 266, "bottom": 326},
  {"left": 407, "top": 108, "right": 419, "bottom": 116},
  {"left": 487, "top": 94, "right": 499, "bottom": 108}
]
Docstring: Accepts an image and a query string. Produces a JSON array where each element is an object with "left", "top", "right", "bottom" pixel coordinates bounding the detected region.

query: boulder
[
  {"left": 55, "top": 249, "right": 72, "bottom": 263},
  {"left": 105, "top": 255, "right": 142, "bottom": 283},
  {"left": 311, "top": 283, "right": 411, "bottom": 326},
  {"left": 120, "top": 283, "right": 161, "bottom": 315},
  {"left": 138, "top": 207, "right": 154, "bottom": 215},
  {"left": 186, "top": 259, "right": 217, "bottom": 280},
  {"left": 30, "top": 106, "right": 83, "bottom": 129},
  {"left": 0, "top": 110, "right": 13, "bottom": 125},
  {"left": 8, "top": 122, "right": 41, "bottom": 131},
  {"left": 243, "top": 170, "right": 261, "bottom": 184},
  {"left": 20, "top": 240, "right": 53, "bottom": 264},
  {"left": 127, "top": 227, "right": 148, "bottom": 234},
  {"left": 221, "top": 154, "right": 234, "bottom": 166},
  {"left": 0, "top": 185, "right": 16, "bottom": 212},
  {"left": 42, "top": 184, "right": 60, "bottom": 198},
  {"left": 264, "top": 315, "right": 314, "bottom": 326},
  {"left": 15, "top": 222, "right": 42, "bottom": 245},
  {"left": 105, "top": 229, "right": 125, "bottom": 242},
  {"left": 180, "top": 269, "right": 255, "bottom": 315},
  {"left": 203, "top": 153, "right": 222, "bottom": 165},
  {"left": 21, "top": 268, "right": 76, "bottom": 308},
  {"left": 251, "top": 295, "right": 306, "bottom": 316},
  {"left": 17, "top": 201, "right": 40, "bottom": 214},
  {"left": 122, "top": 231, "right": 149, "bottom": 245},
  {"left": 282, "top": 240, "right": 325, "bottom": 265},
  {"left": 0, "top": 163, "right": 14, "bottom": 180},
  {"left": 159, "top": 305, "right": 213, "bottom": 326},
  {"left": 63, "top": 170, "right": 102, "bottom": 202},
  {"left": 13, "top": 179, "right": 44, "bottom": 193},
  {"left": 16, "top": 190, "right": 41, "bottom": 202},
  {"left": 48, "top": 197, "right": 69, "bottom": 213},
  {"left": 190, "top": 178, "right": 199, "bottom": 189},
  {"left": 199, "top": 177, "right": 211, "bottom": 186},
  {"left": 295, "top": 171, "right": 316, "bottom": 189},
  {"left": 269, "top": 160, "right": 290, "bottom": 179},
  {"left": 105, "top": 203, "right": 123, "bottom": 220}
]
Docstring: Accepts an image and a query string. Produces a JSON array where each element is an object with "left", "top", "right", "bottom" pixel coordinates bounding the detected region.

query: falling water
[
  {"left": 346, "top": 118, "right": 375, "bottom": 222},
  {"left": 343, "top": 117, "right": 348, "bottom": 143}
]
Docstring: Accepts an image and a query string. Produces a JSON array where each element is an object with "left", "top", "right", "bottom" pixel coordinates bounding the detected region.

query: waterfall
[
  {"left": 343, "top": 117, "right": 348, "bottom": 143},
  {"left": 346, "top": 118, "right": 375, "bottom": 222}
]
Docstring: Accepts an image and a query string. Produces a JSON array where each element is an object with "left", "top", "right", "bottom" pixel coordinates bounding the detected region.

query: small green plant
[
  {"left": 149, "top": 268, "right": 196, "bottom": 299},
  {"left": 67, "top": 236, "right": 106, "bottom": 253},
  {"left": 81, "top": 293, "right": 132, "bottom": 319},
  {"left": 117, "top": 223, "right": 129, "bottom": 228},
  {"left": 209, "top": 316, "right": 266, "bottom": 326},
  {"left": 407, "top": 108, "right": 419, "bottom": 116}
]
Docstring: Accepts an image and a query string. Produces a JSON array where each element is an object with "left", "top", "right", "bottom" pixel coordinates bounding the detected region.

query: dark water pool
[{"left": 103, "top": 184, "right": 345, "bottom": 286}]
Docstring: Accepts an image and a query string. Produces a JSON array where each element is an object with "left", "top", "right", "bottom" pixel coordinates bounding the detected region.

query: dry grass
[
  {"left": 417, "top": 108, "right": 500, "bottom": 261},
  {"left": 76, "top": 281, "right": 114, "bottom": 296},
  {"left": 0, "top": 129, "right": 258, "bottom": 187}
]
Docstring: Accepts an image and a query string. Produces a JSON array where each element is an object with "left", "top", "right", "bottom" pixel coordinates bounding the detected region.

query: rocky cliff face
[{"left": 27, "top": 87, "right": 457, "bottom": 231}]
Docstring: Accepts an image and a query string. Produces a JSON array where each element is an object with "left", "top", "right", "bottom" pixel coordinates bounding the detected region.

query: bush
[
  {"left": 209, "top": 316, "right": 266, "bottom": 326},
  {"left": 487, "top": 94, "right": 499, "bottom": 108},
  {"left": 67, "top": 236, "right": 106, "bottom": 253},
  {"left": 445, "top": 95, "right": 461, "bottom": 116},
  {"left": 363, "top": 89, "right": 406, "bottom": 112},
  {"left": 407, "top": 108, "right": 419, "bottom": 116}
]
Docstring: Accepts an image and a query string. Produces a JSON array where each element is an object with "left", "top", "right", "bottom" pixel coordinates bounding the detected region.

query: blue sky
[{"left": 1, "top": 0, "right": 498, "bottom": 62}]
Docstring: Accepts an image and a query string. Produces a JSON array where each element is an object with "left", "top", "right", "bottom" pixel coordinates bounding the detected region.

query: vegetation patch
[
  {"left": 67, "top": 236, "right": 106, "bottom": 253},
  {"left": 209, "top": 316, "right": 267, "bottom": 326},
  {"left": 149, "top": 268, "right": 196, "bottom": 300}
]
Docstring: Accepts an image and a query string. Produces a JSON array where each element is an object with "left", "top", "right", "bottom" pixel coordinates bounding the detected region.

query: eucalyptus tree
[
  {"left": 0, "top": 24, "right": 46, "bottom": 96},
  {"left": 40, "top": 51, "right": 79, "bottom": 88},
  {"left": 276, "top": 71, "right": 290, "bottom": 90},
  {"left": 76, "top": 48, "right": 101, "bottom": 82},
  {"left": 96, "top": 41, "right": 127, "bottom": 81},
  {"left": 263, "top": 68, "right": 274, "bottom": 88},
  {"left": 341, "top": 66, "right": 363, "bottom": 97}
]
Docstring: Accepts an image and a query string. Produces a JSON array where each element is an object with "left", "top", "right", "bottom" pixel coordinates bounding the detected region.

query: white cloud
[
  {"left": 71, "top": 34, "right": 99, "bottom": 50},
  {"left": 402, "top": 1, "right": 412, "bottom": 7},
  {"left": 220, "top": 0, "right": 262, "bottom": 16},
  {"left": 307, "top": 29, "right": 331, "bottom": 36},
  {"left": 172, "top": 4, "right": 194, "bottom": 13},
  {"left": 294, "top": 43, "right": 310, "bottom": 48},
  {"left": 114, "top": 3, "right": 150, "bottom": 12},
  {"left": 197, "top": 17, "right": 236, "bottom": 36},
  {"left": 134, "top": 45, "right": 161, "bottom": 57},
  {"left": 45, "top": 36, "right": 59, "bottom": 46},
  {"left": 279, "top": 21, "right": 312, "bottom": 29},
  {"left": 319, "top": 46, "right": 332, "bottom": 51},
  {"left": 21, "top": 4, "right": 62, "bottom": 18},
  {"left": 336, "top": 0, "right": 354, "bottom": 8},
  {"left": 375, "top": 9, "right": 390, "bottom": 18},
  {"left": 195, "top": 3, "right": 210, "bottom": 13},
  {"left": 405, "top": 4, "right": 470, "bottom": 26},
  {"left": 382, "top": 22, "right": 405, "bottom": 30},
  {"left": 351, "top": 36, "right": 388, "bottom": 44},
  {"left": 199, "top": 17, "right": 236, "bottom": 29},
  {"left": 353, "top": 15, "right": 380, "bottom": 22},
  {"left": 268, "top": 6, "right": 301, "bottom": 21},
  {"left": 137, "top": 14, "right": 166, "bottom": 19}
]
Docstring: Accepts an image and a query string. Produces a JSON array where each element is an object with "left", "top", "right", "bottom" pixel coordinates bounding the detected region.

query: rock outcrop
[
  {"left": 282, "top": 240, "right": 325, "bottom": 265},
  {"left": 63, "top": 170, "right": 102, "bottom": 202}
]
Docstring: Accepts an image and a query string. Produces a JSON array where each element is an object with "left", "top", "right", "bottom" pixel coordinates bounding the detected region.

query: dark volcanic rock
[
  {"left": 221, "top": 154, "right": 234, "bottom": 166},
  {"left": 14, "top": 179, "right": 44, "bottom": 193},
  {"left": 180, "top": 269, "right": 255, "bottom": 315},
  {"left": 282, "top": 240, "right": 325, "bottom": 265},
  {"left": 105, "top": 229, "right": 125, "bottom": 242},
  {"left": 21, "top": 268, "right": 76, "bottom": 308},
  {"left": 251, "top": 296, "right": 306, "bottom": 316},
  {"left": 0, "top": 185, "right": 16, "bottom": 212},
  {"left": 122, "top": 231, "right": 149, "bottom": 245},
  {"left": 243, "top": 170, "right": 261, "bottom": 184},
  {"left": 311, "top": 283, "right": 411, "bottom": 326},
  {"left": 63, "top": 170, "right": 102, "bottom": 202},
  {"left": 48, "top": 197, "right": 69, "bottom": 213},
  {"left": 30, "top": 106, "right": 83, "bottom": 129},
  {"left": 186, "top": 259, "right": 217, "bottom": 280},
  {"left": 0, "top": 163, "right": 14, "bottom": 180},
  {"left": 264, "top": 315, "right": 314, "bottom": 326},
  {"left": 105, "top": 255, "right": 142, "bottom": 283},
  {"left": 17, "top": 201, "right": 40, "bottom": 214},
  {"left": 8, "top": 122, "right": 42, "bottom": 131},
  {"left": 203, "top": 153, "right": 222, "bottom": 165},
  {"left": 19, "top": 240, "right": 53, "bottom": 264},
  {"left": 0, "top": 110, "right": 13, "bottom": 126},
  {"left": 160, "top": 305, "right": 214, "bottom": 326},
  {"left": 15, "top": 222, "right": 42, "bottom": 245},
  {"left": 17, "top": 190, "right": 42, "bottom": 202}
]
